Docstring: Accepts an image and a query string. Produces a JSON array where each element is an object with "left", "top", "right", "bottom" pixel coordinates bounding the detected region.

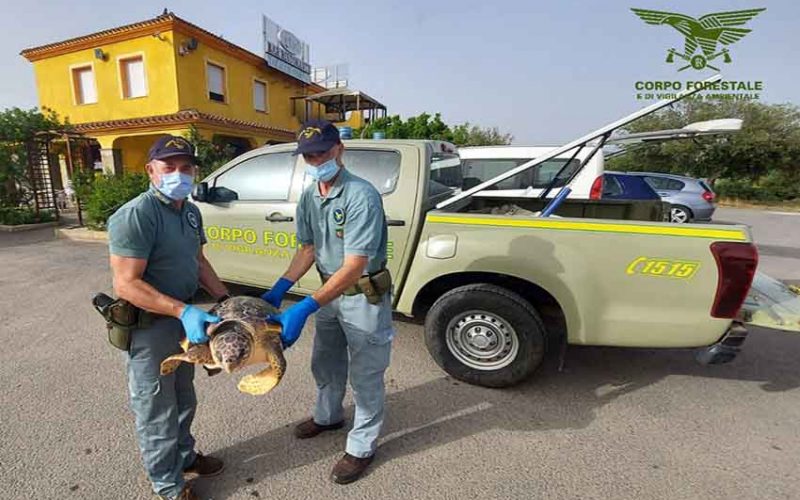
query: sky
[{"left": 1, "top": 0, "right": 797, "bottom": 144}]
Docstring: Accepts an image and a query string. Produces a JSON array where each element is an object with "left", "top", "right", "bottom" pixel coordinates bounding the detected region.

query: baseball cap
[
  {"left": 147, "top": 135, "right": 197, "bottom": 163},
  {"left": 293, "top": 119, "right": 342, "bottom": 156}
]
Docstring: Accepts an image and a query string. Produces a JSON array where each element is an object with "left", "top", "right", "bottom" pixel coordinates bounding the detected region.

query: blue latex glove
[
  {"left": 260, "top": 277, "right": 295, "bottom": 308},
  {"left": 268, "top": 297, "right": 320, "bottom": 349},
  {"left": 180, "top": 305, "right": 221, "bottom": 344}
]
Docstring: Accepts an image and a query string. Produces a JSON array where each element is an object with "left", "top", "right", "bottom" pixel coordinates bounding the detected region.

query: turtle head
[{"left": 209, "top": 323, "right": 253, "bottom": 373}]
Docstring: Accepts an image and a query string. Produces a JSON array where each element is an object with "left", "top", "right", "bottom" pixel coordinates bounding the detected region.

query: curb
[
  {"left": 0, "top": 221, "right": 59, "bottom": 233},
  {"left": 55, "top": 227, "right": 108, "bottom": 243}
]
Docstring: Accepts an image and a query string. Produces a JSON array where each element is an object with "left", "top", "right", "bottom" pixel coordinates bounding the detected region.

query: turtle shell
[{"left": 210, "top": 296, "right": 278, "bottom": 321}]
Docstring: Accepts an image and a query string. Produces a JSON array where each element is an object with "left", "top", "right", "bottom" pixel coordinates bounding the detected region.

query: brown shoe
[
  {"left": 156, "top": 485, "right": 198, "bottom": 499},
  {"left": 330, "top": 453, "right": 374, "bottom": 484},
  {"left": 183, "top": 452, "right": 224, "bottom": 478},
  {"left": 294, "top": 418, "right": 345, "bottom": 439}
]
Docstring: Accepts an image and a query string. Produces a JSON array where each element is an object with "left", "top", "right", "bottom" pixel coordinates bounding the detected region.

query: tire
[
  {"left": 424, "top": 283, "right": 546, "bottom": 388},
  {"left": 670, "top": 205, "right": 693, "bottom": 224}
]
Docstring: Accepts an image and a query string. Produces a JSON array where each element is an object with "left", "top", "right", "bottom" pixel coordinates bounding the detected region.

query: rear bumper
[
  {"left": 692, "top": 205, "right": 716, "bottom": 221},
  {"left": 694, "top": 322, "right": 748, "bottom": 365}
]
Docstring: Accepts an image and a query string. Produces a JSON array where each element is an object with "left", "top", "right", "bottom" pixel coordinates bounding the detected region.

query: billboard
[{"left": 262, "top": 15, "right": 311, "bottom": 83}]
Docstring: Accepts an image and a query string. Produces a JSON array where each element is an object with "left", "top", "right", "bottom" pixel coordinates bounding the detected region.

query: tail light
[
  {"left": 709, "top": 242, "right": 758, "bottom": 318},
  {"left": 702, "top": 191, "right": 715, "bottom": 202},
  {"left": 589, "top": 176, "right": 604, "bottom": 200}
]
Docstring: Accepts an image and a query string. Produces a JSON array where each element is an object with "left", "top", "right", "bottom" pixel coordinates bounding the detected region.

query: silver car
[{"left": 630, "top": 172, "right": 716, "bottom": 223}]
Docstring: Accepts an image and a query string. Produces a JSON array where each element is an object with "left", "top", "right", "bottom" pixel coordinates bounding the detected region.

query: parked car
[
  {"left": 602, "top": 171, "right": 662, "bottom": 200},
  {"left": 630, "top": 172, "right": 716, "bottom": 223}
]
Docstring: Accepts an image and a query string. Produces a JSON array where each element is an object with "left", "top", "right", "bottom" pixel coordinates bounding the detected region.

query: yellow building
[{"left": 20, "top": 11, "right": 381, "bottom": 175}]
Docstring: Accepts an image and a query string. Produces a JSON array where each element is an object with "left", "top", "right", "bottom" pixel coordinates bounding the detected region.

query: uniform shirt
[
  {"left": 296, "top": 168, "right": 388, "bottom": 276},
  {"left": 108, "top": 185, "right": 206, "bottom": 301}
]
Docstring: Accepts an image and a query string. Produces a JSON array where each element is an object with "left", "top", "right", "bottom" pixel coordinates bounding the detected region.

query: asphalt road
[{"left": 1, "top": 207, "right": 799, "bottom": 500}]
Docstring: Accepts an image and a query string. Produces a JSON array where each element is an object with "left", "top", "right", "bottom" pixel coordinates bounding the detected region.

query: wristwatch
[{"left": 216, "top": 293, "right": 232, "bottom": 304}]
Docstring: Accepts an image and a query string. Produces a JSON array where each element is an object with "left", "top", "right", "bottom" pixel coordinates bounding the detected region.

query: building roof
[
  {"left": 19, "top": 10, "right": 325, "bottom": 90},
  {"left": 302, "top": 87, "right": 387, "bottom": 112},
  {"left": 70, "top": 109, "right": 297, "bottom": 140}
]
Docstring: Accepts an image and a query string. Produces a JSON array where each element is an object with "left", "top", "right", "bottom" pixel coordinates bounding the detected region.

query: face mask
[
  {"left": 156, "top": 172, "right": 194, "bottom": 200},
  {"left": 306, "top": 158, "right": 340, "bottom": 182}
]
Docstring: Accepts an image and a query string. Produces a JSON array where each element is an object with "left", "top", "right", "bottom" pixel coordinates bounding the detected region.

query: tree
[
  {"left": 183, "top": 125, "right": 239, "bottom": 179},
  {"left": 0, "top": 107, "right": 68, "bottom": 207},
  {"left": 355, "top": 113, "right": 513, "bottom": 146},
  {"left": 608, "top": 99, "right": 800, "bottom": 190},
  {"left": 451, "top": 123, "right": 514, "bottom": 147}
]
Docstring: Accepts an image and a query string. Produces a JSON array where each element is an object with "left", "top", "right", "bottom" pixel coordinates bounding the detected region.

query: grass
[{"left": 717, "top": 197, "right": 800, "bottom": 212}]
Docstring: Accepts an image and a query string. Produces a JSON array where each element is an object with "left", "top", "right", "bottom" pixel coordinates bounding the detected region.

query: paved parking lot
[{"left": 1, "top": 207, "right": 799, "bottom": 500}]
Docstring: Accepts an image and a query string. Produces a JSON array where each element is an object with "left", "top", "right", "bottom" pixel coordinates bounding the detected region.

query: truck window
[
  {"left": 430, "top": 153, "right": 463, "bottom": 190},
  {"left": 214, "top": 152, "right": 294, "bottom": 201},
  {"left": 462, "top": 158, "right": 580, "bottom": 190},
  {"left": 308, "top": 149, "right": 401, "bottom": 195}
]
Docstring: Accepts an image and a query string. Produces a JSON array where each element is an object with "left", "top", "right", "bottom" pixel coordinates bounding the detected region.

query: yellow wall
[
  {"left": 173, "top": 30, "right": 323, "bottom": 133},
  {"left": 31, "top": 33, "right": 179, "bottom": 124},
  {"left": 113, "top": 134, "right": 179, "bottom": 173}
]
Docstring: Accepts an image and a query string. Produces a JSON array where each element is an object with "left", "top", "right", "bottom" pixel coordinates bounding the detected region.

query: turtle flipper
[
  {"left": 237, "top": 329, "right": 286, "bottom": 395},
  {"left": 160, "top": 345, "right": 214, "bottom": 375},
  {"left": 237, "top": 366, "right": 282, "bottom": 395}
]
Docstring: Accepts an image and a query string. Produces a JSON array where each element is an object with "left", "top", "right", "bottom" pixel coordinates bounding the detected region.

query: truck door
[{"left": 199, "top": 151, "right": 299, "bottom": 288}]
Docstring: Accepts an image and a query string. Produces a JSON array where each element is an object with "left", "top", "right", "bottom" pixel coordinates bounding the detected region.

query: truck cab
[{"left": 193, "top": 140, "right": 458, "bottom": 299}]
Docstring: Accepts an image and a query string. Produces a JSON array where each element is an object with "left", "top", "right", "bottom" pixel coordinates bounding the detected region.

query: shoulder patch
[{"left": 186, "top": 211, "right": 199, "bottom": 229}]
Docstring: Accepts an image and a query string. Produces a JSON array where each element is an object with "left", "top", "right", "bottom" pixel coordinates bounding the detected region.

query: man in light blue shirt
[{"left": 264, "top": 120, "right": 394, "bottom": 484}]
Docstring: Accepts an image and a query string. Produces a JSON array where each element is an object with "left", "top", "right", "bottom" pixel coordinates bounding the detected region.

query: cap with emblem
[
  {"left": 293, "top": 119, "right": 342, "bottom": 156},
  {"left": 147, "top": 135, "right": 197, "bottom": 163}
]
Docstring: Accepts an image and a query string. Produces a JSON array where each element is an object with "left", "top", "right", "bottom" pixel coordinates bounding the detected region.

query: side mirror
[
  {"left": 192, "top": 182, "right": 209, "bottom": 202},
  {"left": 210, "top": 186, "right": 239, "bottom": 203}
]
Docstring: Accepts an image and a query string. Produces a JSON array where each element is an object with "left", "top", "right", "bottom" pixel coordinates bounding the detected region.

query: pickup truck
[{"left": 192, "top": 80, "right": 800, "bottom": 388}]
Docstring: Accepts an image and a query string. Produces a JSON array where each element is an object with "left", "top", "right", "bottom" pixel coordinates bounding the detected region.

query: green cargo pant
[{"left": 126, "top": 317, "right": 196, "bottom": 498}]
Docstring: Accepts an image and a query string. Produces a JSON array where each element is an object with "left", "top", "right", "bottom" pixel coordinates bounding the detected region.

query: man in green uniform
[
  {"left": 264, "top": 120, "right": 395, "bottom": 484},
  {"left": 107, "top": 136, "right": 230, "bottom": 500}
]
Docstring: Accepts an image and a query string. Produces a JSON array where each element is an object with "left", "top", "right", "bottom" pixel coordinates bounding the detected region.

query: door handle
[
  {"left": 386, "top": 218, "right": 405, "bottom": 227},
  {"left": 266, "top": 213, "right": 294, "bottom": 223}
]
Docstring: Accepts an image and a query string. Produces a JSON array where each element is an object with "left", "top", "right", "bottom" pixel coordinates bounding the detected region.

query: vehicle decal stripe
[{"left": 425, "top": 215, "right": 748, "bottom": 241}]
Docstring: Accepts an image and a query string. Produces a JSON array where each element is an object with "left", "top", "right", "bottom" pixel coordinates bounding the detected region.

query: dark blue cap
[
  {"left": 147, "top": 135, "right": 197, "bottom": 163},
  {"left": 293, "top": 119, "right": 342, "bottom": 156}
]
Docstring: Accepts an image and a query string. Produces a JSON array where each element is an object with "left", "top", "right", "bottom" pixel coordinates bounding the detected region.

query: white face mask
[
  {"left": 156, "top": 172, "right": 194, "bottom": 200},
  {"left": 306, "top": 158, "right": 340, "bottom": 182}
]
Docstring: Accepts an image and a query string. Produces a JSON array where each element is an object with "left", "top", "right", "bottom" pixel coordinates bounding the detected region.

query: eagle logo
[
  {"left": 631, "top": 8, "right": 765, "bottom": 71},
  {"left": 165, "top": 138, "right": 190, "bottom": 150},
  {"left": 299, "top": 127, "right": 322, "bottom": 139},
  {"left": 333, "top": 208, "right": 346, "bottom": 225}
]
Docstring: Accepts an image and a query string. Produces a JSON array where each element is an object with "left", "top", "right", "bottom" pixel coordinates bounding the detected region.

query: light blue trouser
[
  {"left": 312, "top": 292, "right": 394, "bottom": 458},
  {"left": 126, "top": 317, "right": 197, "bottom": 499}
]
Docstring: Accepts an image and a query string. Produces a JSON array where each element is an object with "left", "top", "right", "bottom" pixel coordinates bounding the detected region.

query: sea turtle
[{"left": 160, "top": 296, "right": 286, "bottom": 396}]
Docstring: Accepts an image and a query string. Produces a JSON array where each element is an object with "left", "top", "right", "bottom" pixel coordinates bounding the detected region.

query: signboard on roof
[{"left": 262, "top": 15, "right": 311, "bottom": 83}]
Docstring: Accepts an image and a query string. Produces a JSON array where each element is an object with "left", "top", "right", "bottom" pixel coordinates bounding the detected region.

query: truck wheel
[{"left": 424, "top": 284, "right": 546, "bottom": 388}]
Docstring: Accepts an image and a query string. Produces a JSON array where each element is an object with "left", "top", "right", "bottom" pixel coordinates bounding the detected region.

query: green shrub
[
  {"left": 758, "top": 170, "right": 800, "bottom": 202},
  {"left": 715, "top": 172, "right": 800, "bottom": 202},
  {"left": 0, "top": 207, "right": 55, "bottom": 225},
  {"left": 85, "top": 173, "right": 149, "bottom": 230},
  {"left": 714, "top": 178, "right": 760, "bottom": 200}
]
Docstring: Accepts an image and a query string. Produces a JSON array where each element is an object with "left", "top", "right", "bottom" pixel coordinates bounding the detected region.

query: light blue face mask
[
  {"left": 156, "top": 172, "right": 194, "bottom": 200},
  {"left": 306, "top": 158, "right": 340, "bottom": 182}
]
